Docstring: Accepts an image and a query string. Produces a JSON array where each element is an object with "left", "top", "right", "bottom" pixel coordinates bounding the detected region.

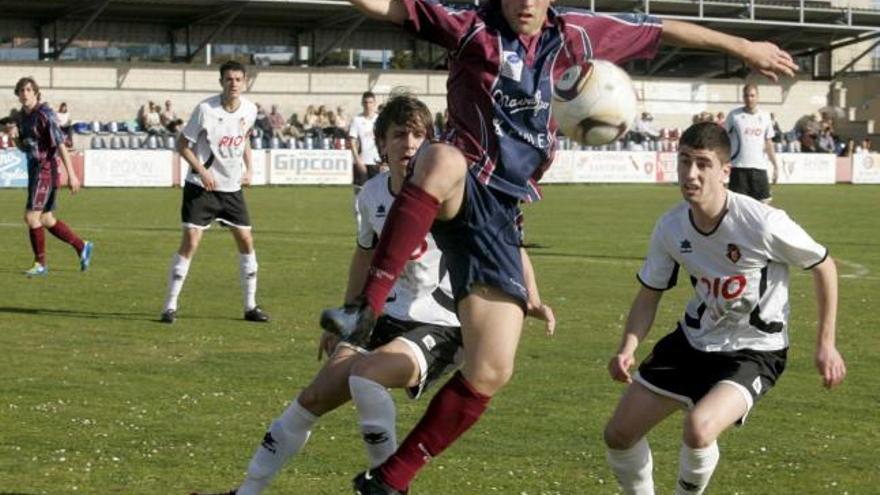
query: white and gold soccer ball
[{"left": 551, "top": 59, "right": 638, "bottom": 146}]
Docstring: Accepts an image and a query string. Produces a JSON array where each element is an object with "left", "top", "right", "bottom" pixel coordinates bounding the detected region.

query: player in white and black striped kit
[
  {"left": 724, "top": 83, "right": 780, "bottom": 203},
  {"left": 191, "top": 94, "right": 554, "bottom": 495},
  {"left": 603, "top": 122, "right": 845, "bottom": 495},
  {"left": 160, "top": 61, "right": 269, "bottom": 324}
]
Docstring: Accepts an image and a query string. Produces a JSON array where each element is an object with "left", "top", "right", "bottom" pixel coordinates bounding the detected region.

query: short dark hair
[
  {"left": 374, "top": 94, "right": 433, "bottom": 146},
  {"left": 362, "top": 91, "right": 376, "bottom": 101},
  {"left": 219, "top": 60, "right": 247, "bottom": 78},
  {"left": 679, "top": 122, "right": 731, "bottom": 163},
  {"left": 0, "top": 116, "right": 13, "bottom": 127},
  {"left": 14, "top": 77, "right": 40, "bottom": 100},
  {"left": 743, "top": 83, "right": 759, "bottom": 94}
]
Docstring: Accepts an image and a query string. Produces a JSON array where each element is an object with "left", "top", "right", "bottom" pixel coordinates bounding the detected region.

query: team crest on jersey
[
  {"left": 500, "top": 51, "right": 524, "bottom": 82},
  {"left": 726, "top": 243, "right": 741, "bottom": 263},
  {"left": 679, "top": 239, "right": 693, "bottom": 253}
]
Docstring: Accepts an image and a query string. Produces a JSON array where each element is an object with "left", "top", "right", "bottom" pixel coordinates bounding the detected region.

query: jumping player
[
  {"left": 603, "top": 122, "right": 845, "bottom": 495},
  {"left": 192, "top": 94, "right": 554, "bottom": 495},
  {"left": 320, "top": 0, "right": 800, "bottom": 493},
  {"left": 724, "top": 83, "right": 780, "bottom": 202},
  {"left": 160, "top": 61, "right": 269, "bottom": 324},
  {"left": 15, "top": 76, "right": 93, "bottom": 277}
]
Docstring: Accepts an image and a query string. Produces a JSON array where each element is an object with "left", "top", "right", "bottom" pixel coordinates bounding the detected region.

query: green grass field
[{"left": 0, "top": 184, "right": 877, "bottom": 495}]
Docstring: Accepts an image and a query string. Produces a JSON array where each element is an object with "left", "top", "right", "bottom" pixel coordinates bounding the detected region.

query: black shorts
[
  {"left": 636, "top": 326, "right": 787, "bottom": 420},
  {"left": 728, "top": 167, "right": 771, "bottom": 201},
  {"left": 26, "top": 161, "right": 58, "bottom": 212},
  {"left": 181, "top": 181, "right": 251, "bottom": 229},
  {"left": 430, "top": 167, "right": 528, "bottom": 311},
  {"left": 358, "top": 316, "right": 463, "bottom": 399}
]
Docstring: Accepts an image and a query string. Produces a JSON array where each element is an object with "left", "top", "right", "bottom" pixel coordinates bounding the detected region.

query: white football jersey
[
  {"left": 725, "top": 107, "right": 774, "bottom": 171},
  {"left": 182, "top": 95, "right": 257, "bottom": 192},
  {"left": 638, "top": 192, "right": 827, "bottom": 352},
  {"left": 356, "top": 172, "right": 459, "bottom": 327},
  {"left": 348, "top": 114, "right": 381, "bottom": 165}
]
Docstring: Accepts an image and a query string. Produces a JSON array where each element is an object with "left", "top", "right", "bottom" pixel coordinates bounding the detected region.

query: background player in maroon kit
[
  {"left": 321, "top": 0, "right": 800, "bottom": 493},
  {"left": 15, "top": 76, "right": 93, "bottom": 277}
]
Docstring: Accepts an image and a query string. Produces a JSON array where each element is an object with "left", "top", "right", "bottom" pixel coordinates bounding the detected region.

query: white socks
[
  {"left": 163, "top": 253, "right": 191, "bottom": 311},
  {"left": 607, "top": 437, "right": 655, "bottom": 495},
  {"left": 350, "top": 375, "right": 398, "bottom": 467},
  {"left": 237, "top": 399, "right": 317, "bottom": 495},
  {"left": 239, "top": 251, "right": 258, "bottom": 310},
  {"left": 675, "top": 442, "right": 719, "bottom": 495}
]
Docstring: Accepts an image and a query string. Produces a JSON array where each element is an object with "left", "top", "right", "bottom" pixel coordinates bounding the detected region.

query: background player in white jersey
[
  {"left": 603, "top": 122, "right": 845, "bottom": 495},
  {"left": 724, "top": 83, "right": 780, "bottom": 202},
  {"left": 160, "top": 61, "right": 269, "bottom": 324},
  {"left": 348, "top": 91, "right": 381, "bottom": 189},
  {"left": 192, "top": 94, "right": 554, "bottom": 495}
]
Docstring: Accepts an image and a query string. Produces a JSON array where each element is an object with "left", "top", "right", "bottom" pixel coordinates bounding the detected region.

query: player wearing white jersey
[
  {"left": 724, "top": 83, "right": 780, "bottom": 202},
  {"left": 604, "top": 122, "right": 845, "bottom": 495},
  {"left": 190, "top": 94, "right": 554, "bottom": 495},
  {"left": 160, "top": 61, "right": 269, "bottom": 324}
]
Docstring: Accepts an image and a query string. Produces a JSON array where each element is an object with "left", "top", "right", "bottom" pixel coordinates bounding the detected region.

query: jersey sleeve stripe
[{"left": 804, "top": 248, "right": 829, "bottom": 270}]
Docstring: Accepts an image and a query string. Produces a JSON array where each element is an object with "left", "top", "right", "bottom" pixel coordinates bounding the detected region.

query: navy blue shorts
[
  {"left": 430, "top": 167, "right": 528, "bottom": 312},
  {"left": 26, "top": 161, "right": 58, "bottom": 212}
]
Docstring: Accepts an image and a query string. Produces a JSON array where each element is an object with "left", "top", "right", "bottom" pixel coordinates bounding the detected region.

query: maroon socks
[
  {"left": 379, "top": 372, "right": 491, "bottom": 490},
  {"left": 362, "top": 183, "right": 440, "bottom": 313}
]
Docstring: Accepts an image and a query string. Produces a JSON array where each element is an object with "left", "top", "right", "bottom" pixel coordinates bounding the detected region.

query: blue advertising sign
[{"left": 0, "top": 149, "right": 27, "bottom": 188}]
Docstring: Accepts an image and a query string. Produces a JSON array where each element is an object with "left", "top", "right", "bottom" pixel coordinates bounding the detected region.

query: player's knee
[
  {"left": 349, "top": 356, "right": 379, "bottom": 381},
  {"left": 682, "top": 412, "right": 717, "bottom": 448},
  {"left": 467, "top": 363, "right": 513, "bottom": 395},
  {"left": 604, "top": 423, "right": 638, "bottom": 450},
  {"left": 411, "top": 144, "right": 466, "bottom": 191},
  {"left": 295, "top": 387, "right": 326, "bottom": 416}
]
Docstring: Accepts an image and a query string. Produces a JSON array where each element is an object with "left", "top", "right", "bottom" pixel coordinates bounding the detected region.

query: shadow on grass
[
  {"left": 0, "top": 306, "right": 247, "bottom": 324},
  {"left": 0, "top": 306, "right": 158, "bottom": 321}
]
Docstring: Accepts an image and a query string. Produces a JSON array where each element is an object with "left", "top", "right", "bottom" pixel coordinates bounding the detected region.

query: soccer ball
[{"left": 552, "top": 59, "right": 638, "bottom": 146}]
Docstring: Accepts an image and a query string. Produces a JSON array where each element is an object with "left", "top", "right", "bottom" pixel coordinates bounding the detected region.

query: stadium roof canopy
[{"left": 1, "top": 0, "right": 878, "bottom": 77}]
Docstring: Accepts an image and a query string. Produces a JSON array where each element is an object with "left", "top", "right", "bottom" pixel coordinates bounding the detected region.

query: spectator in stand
[
  {"left": 302, "top": 105, "right": 319, "bottom": 134},
  {"left": 770, "top": 112, "right": 782, "bottom": 143},
  {"left": 0, "top": 116, "right": 18, "bottom": 149},
  {"left": 634, "top": 111, "right": 660, "bottom": 141},
  {"left": 433, "top": 111, "right": 446, "bottom": 137},
  {"left": 816, "top": 127, "right": 836, "bottom": 154},
  {"left": 335, "top": 105, "right": 349, "bottom": 130},
  {"left": 55, "top": 102, "right": 70, "bottom": 132},
  {"left": 839, "top": 138, "right": 855, "bottom": 157},
  {"left": 285, "top": 113, "right": 304, "bottom": 139},
  {"left": 268, "top": 104, "right": 286, "bottom": 138},
  {"left": 322, "top": 111, "right": 343, "bottom": 139},
  {"left": 254, "top": 103, "right": 272, "bottom": 141},
  {"left": 348, "top": 91, "right": 380, "bottom": 189},
  {"left": 714, "top": 111, "right": 725, "bottom": 126},
  {"left": 861, "top": 138, "right": 873, "bottom": 153},
  {"left": 143, "top": 101, "right": 164, "bottom": 135},
  {"left": 316, "top": 105, "right": 332, "bottom": 131},
  {"left": 161, "top": 100, "right": 185, "bottom": 135}
]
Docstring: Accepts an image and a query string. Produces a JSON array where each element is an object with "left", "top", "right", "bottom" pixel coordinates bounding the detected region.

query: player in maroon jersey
[
  {"left": 15, "top": 77, "right": 92, "bottom": 277},
  {"left": 319, "top": 1, "right": 799, "bottom": 493}
]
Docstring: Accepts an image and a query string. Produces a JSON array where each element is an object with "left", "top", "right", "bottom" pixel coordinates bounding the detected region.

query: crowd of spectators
[{"left": 2, "top": 95, "right": 875, "bottom": 156}]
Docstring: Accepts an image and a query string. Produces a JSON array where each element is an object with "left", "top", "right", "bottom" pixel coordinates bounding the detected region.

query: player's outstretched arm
[
  {"left": 661, "top": 19, "right": 798, "bottom": 81},
  {"left": 811, "top": 256, "right": 846, "bottom": 389},
  {"left": 348, "top": 0, "right": 408, "bottom": 24},
  {"left": 608, "top": 286, "right": 663, "bottom": 383},
  {"left": 521, "top": 248, "right": 555, "bottom": 336}
]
